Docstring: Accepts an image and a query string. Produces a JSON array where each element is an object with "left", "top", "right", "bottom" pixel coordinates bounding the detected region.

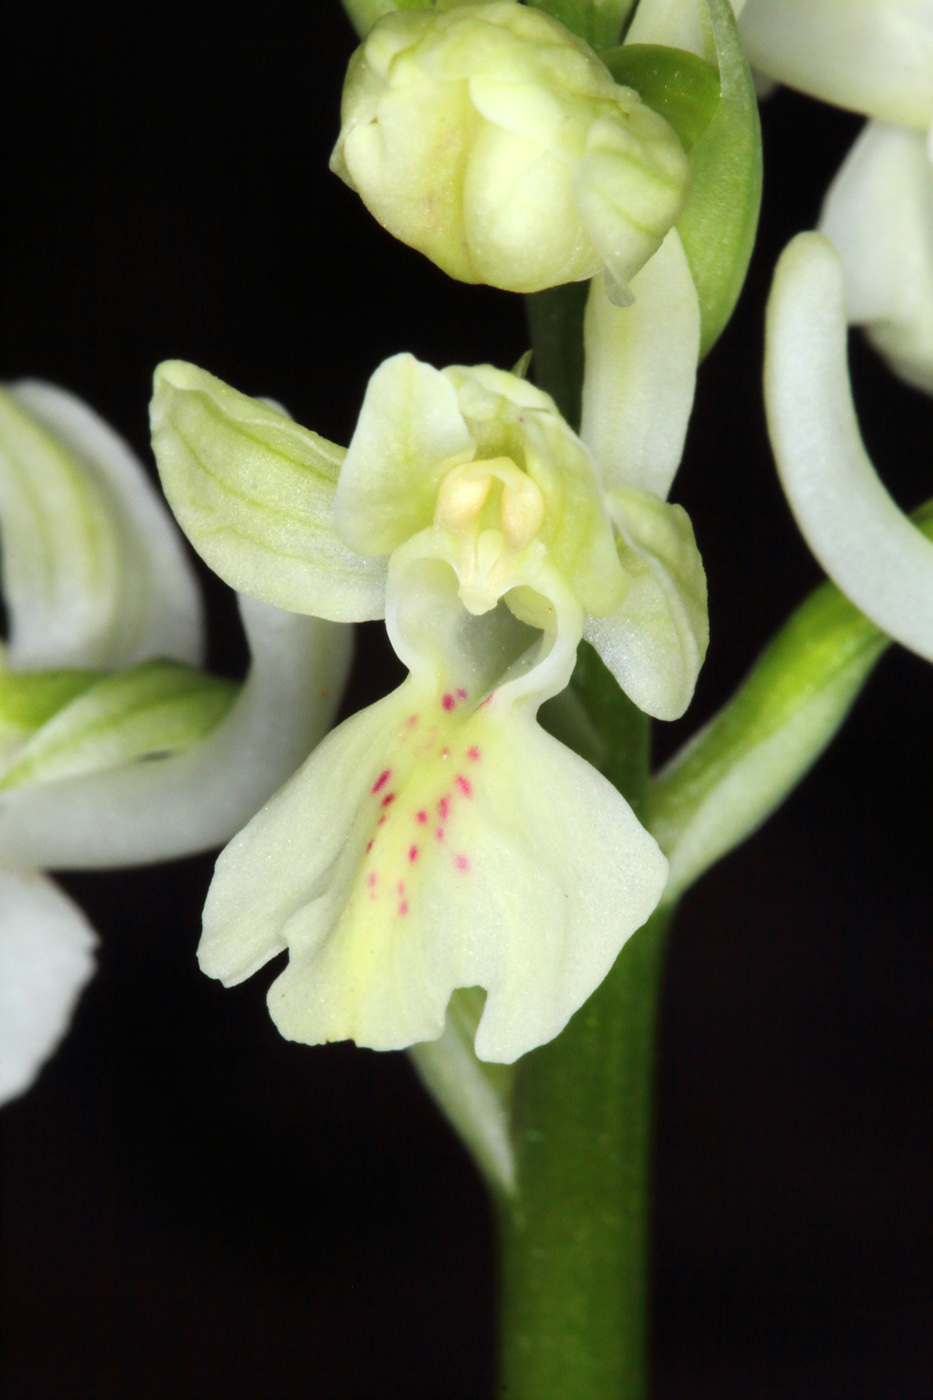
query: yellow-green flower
[
  {"left": 151, "top": 232, "right": 707, "bottom": 1062},
  {"left": 331, "top": 1, "right": 690, "bottom": 299}
]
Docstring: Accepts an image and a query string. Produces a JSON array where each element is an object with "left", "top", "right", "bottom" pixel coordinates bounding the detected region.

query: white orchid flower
[
  {"left": 151, "top": 227, "right": 705, "bottom": 1064},
  {"left": 739, "top": 0, "right": 933, "bottom": 392},
  {"left": 0, "top": 382, "right": 351, "bottom": 1106},
  {"left": 765, "top": 231, "right": 933, "bottom": 661}
]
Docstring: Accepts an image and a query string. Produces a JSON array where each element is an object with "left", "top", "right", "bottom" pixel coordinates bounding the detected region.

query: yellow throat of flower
[{"left": 434, "top": 457, "right": 545, "bottom": 616}]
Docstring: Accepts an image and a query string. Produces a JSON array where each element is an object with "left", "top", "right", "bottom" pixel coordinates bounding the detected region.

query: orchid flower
[
  {"left": 765, "top": 231, "right": 933, "bottom": 662},
  {"left": 0, "top": 382, "right": 351, "bottom": 1106},
  {"left": 150, "top": 226, "right": 706, "bottom": 1064},
  {"left": 739, "top": 0, "right": 933, "bottom": 392},
  {"left": 331, "top": 0, "right": 690, "bottom": 301}
]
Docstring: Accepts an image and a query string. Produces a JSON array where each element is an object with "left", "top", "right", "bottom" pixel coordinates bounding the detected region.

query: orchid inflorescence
[{"left": 3, "top": 1, "right": 930, "bottom": 1234}]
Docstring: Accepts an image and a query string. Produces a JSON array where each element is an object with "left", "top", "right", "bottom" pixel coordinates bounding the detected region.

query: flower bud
[{"left": 331, "top": 1, "right": 690, "bottom": 296}]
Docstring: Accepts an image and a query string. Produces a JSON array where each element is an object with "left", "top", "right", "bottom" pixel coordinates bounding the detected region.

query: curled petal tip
[{"left": 766, "top": 231, "right": 933, "bottom": 663}]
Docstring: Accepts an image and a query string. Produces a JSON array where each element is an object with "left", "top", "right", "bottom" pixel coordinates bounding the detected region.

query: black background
[{"left": 1, "top": 3, "right": 931, "bottom": 1397}]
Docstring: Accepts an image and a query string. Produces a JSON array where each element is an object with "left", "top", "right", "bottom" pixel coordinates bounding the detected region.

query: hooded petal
[
  {"left": 765, "top": 232, "right": 933, "bottom": 662},
  {"left": 0, "top": 871, "right": 97, "bottom": 1106},
  {"left": 150, "top": 361, "right": 386, "bottom": 621},
  {"left": 440, "top": 362, "right": 627, "bottom": 617},
  {"left": 819, "top": 120, "right": 933, "bottom": 395},
  {"left": 0, "top": 382, "right": 203, "bottom": 670},
  {"left": 584, "top": 487, "right": 708, "bottom": 720},
  {"left": 580, "top": 228, "right": 699, "bottom": 498},
  {"left": 0, "top": 597, "right": 352, "bottom": 869},
  {"left": 334, "top": 353, "right": 476, "bottom": 556}
]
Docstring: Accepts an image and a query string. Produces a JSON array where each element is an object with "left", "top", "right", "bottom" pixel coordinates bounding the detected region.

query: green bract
[
  {"left": 331, "top": 1, "right": 689, "bottom": 299},
  {"left": 0, "top": 661, "right": 236, "bottom": 792},
  {"left": 150, "top": 236, "right": 708, "bottom": 1061},
  {"left": 613, "top": 0, "right": 762, "bottom": 356}
]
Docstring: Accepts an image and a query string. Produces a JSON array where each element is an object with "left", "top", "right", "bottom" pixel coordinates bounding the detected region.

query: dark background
[{"left": 1, "top": 3, "right": 930, "bottom": 1396}]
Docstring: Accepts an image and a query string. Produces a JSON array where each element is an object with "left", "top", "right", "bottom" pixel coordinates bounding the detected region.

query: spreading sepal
[{"left": 150, "top": 360, "right": 387, "bottom": 622}]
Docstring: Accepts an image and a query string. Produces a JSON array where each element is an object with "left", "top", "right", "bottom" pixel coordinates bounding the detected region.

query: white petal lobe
[
  {"left": 581, "top": 230, "right": 699, "bottom": 500},
  {"left": 765, "top": 232, "right": 933, "bottom": 662},
  {"left": 0, "top": 871, "right": 97, "bottom": 1106}
]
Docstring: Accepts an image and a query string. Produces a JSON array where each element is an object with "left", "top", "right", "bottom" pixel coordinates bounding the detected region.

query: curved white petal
[
  {"left": 335, "top": 353, "right": 475, "bottom": 557},
  {"left": 819, "top": 121, "right": 933, "bottom": 395},
  {"left": 0, "top": 871, "right": 97, "bottom": 1106},
  {"left": 3, "top": 381, "right": 203, "bottom": 668},
  {"left": 580, "top": 229, "right": 700, "bottom": 500},
  {"left": 765, "top": 231, "right": 933, "bottom": 661},
  {"left": 0, "top": 597, "right": 352, "bottom": 868},
  {"left": 740, "top": 0, "right": 933, "bottom": 129}
]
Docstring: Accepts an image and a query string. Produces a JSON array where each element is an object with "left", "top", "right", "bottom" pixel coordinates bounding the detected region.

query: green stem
[
  {"left": 501, "top": 624, "right": 666, "bottom": 1398},
  {"left": 498, "top": 901, "right": 672, "bottom": 1399},
  {"left": 524, "top": 284, "right": 589, "bottom": 430},
  {"left": 492, "top": 291, "right": 668, "bottom": 1399}
]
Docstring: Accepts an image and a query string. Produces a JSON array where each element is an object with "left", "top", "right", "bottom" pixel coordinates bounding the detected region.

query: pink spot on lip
[
  {"left": 377, "top": 815, "right": 386, "bottom": 827},
  {"left": 456, "top": 687, "right": 467, "bottom": 701},
  {"left": 397, "top": 881, "right": 405, "bottom": 895},
  {"left": 435, "top": 827, "right": 445, "bottom": 842},
  {"left": 438, "top": 796, "right": 450, "bottom": 820},
  {"left": 405, "top": 714, "right": 419, "bottom": 727},
  {"left": 467, "top": 746, "right": 481, "bottom": 761},
  {"left": 372, "top": 769, "right": 391, "bottom": 794},
  {"left": 408, "top": 845, "right": 419, "bottom": 862},
  {"left": 455, "top": 854, "right": 470, "bottom": 872},
  {"left": 416, "top": 810, "right": 428, "bottom": 825},
  {"left": 381, "top": 793, "right": 396, "bottom": 808},
  {"left": 367, "top": 872, "right": 377, "bottom": 887},
  {"left": 442, "top": 693, "right": 455, "bottom": 711},
  {"left": 365, "top": 839, "right": 374, "bottom": 853},
  {"left": 399, "top": 901, "right": 409, "bottom": 915},
  {"left": 456, "top": 775, "right": 472, "bottom": 798}
]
